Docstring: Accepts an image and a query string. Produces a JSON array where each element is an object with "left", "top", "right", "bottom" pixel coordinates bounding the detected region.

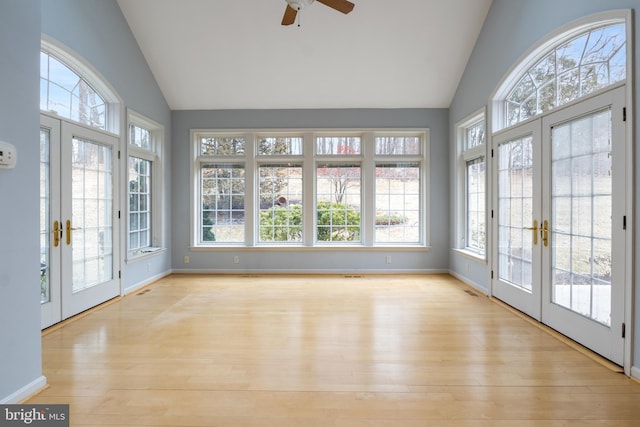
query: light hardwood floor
[{"left": 30, "top": 274, "right": 640, "bottom": 426}]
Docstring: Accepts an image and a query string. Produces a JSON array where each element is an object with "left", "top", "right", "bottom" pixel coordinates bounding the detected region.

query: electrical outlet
[
  {"left": 184, "top": 256, "right": 190, "bottom": 264},
  {"left": 233, "top": 255, "right": 240, "bottom": 264},
  {"left": 386, "top": 256, "right": 392, "bottom": 264}
]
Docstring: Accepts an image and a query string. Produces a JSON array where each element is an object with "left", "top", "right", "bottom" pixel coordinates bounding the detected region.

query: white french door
[
  {"left": 40, "top": 115, "right": 120, "bottom": 329},
  {"left": 492, "top": 86, "right": 626, "bottom": 365},
  {"left": 493, "top": 120, "right": 543, "bottom": 321}
]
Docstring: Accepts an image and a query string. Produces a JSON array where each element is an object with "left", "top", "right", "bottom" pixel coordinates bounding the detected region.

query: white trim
[
  {"left": 123, "top": 270, "right": 172, "bottom": 295},
  {"left": 188, "top": 245, "right": 431, "bottom": 252},
  {"left": 126, "top": 247, "right": 167, "bottom": 263},
  {"left": 0, "top": 376, "right": 47, "bottom": 404},
  {"left": 631, "top": 366, "right": 640, "bottom": 381},
  {"left": 622, "top": 8, "right": 634, "bottom": 377},
  {"left": 172, "top": 268, "right": 448, "bottom": 275},
  {"left": 449, "top": 270, "right": 489, "bottom": 295},
  {"left": 452, "top": 248, "right": 487, "bottom": 263}
]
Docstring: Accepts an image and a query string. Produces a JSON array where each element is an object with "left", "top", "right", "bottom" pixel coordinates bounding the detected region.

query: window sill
[
  {"left": 126, "top": 247, "right": 166, "bottom": 263},
  {"left": 190, "top": 245, "right": 431, "bottom": 252},
  {"left": 453, "top": 248, "right": 487, "bottom": 263}
]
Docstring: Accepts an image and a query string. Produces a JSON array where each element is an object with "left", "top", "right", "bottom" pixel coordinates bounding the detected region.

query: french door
[
  {"left": 492, "top": 87, "right": 626, "bottom": 365},
  {"left": 40, "top": 115, "right": 120, "bottom": 329}
]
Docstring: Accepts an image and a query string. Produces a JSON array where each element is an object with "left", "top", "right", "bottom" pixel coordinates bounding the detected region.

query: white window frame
[
  {"left": 126, "top": 110, "right": 164, "bottom": 260},
  {"left": 491, "top": 10, "right": 629, "bottom": 133},
  {"left": 189, "top": 129, "right": 429, "bottom": 250},
  {"left": 41, "top": 36, "right": 121, "bottom": 134},
  {"left": 455, "top": 108, "right": 487, "bottom": 261}
]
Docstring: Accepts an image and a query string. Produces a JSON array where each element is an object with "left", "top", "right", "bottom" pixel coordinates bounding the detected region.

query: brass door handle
[
  {"left": 525, "top": 220, "right": 538, "bottom": 245},
  {"left": 52, "top": 220, "right": 62, "bottom": 247},
  {"left": 66, "top": 220, "right": 81, "bottom": 245},
  {"left": 540, "top": 220, "right": 549, "bottom": 247}
]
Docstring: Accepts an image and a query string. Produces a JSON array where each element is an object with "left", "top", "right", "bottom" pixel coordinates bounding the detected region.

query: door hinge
[
  {"left": 491, "top": 210, "right": 494, "bottom": 219},
  {"left": 118, "top": 270, "right": 121, "bottom": 279},
  {"left": 118, "top": 210, "right": 121, "bottom": 219},
  {"left": 622, "top": 323, "right": 626, "bottom": 338},
  {"left": 491, "top": 149, "right": 494, "bottom": 158},
  {"left": 118, "top": 150, "right": 121, "bottom": 159},
  {"left": 623, "top": 215, "right": 626, "bottom": 230},
  {"left": 491, "top": 270, "right": 494, "bottom": 279},
  {"left": 623, "top": 107, "right": 626, "bottom": 122}
]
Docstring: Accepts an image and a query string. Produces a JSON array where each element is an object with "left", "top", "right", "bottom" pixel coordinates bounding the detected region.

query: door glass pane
[
  {"left": 497, "top": 136, "right": 534, "bottom": 291},
  {"left": 71, "top": 138, "right": 113, "bottom": 293},
  {"left": 551, "top": 109, "right": 612, "bottom": 326},
  {"left": 40, "top": 128, "right": 51, "bottom": 303}
]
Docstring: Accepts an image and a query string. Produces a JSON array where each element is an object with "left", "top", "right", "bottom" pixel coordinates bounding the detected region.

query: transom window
[
  {"left": 504, "top": 23, "right": 625, "bottom": 128},
  {"left": 258, "top": 136, "right": 303, "bottom": 156},
  {"left": 40, "top": 50, "right": 107, "bottom": 130},
  {"left": 191, "top": 130, "right": 428, "bottom": 247}
]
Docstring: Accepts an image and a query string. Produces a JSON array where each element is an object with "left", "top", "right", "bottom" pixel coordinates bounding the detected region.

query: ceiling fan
[{"left": 281, "top": 0, "right": 355, "bottom": 26}]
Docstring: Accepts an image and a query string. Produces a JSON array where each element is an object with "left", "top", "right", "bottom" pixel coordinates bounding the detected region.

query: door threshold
[{"left": 41, "top": 296, "right": 121, "bottom": 336}]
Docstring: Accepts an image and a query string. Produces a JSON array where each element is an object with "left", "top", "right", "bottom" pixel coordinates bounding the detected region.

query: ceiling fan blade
[
  {"left": 316, "top": 0, "right": 355, "bottom": 14},
  {"left": 281, "top": 5, "right": 298, "bottom": 25}
]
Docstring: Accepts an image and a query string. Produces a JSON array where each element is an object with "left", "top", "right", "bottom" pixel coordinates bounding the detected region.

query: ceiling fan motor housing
[{"left": 286, "top": 0, "right": 315, "bottom": 11}]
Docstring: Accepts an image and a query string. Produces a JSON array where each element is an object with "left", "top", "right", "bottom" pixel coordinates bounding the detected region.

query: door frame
[
  {"left": 40, "top": 115, "right": 62, "bottom": 329},
  {"left": 40, "top": 112, "right": 122, "bottom": 328},
  {"left": 489, "top": 83, "right": 633, "bottom": 373}
]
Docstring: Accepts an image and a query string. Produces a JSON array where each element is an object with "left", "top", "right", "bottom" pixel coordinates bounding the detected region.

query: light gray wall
[
  {"left": 448, "top": 0, "right": 639, "bottom": 368},
  {"left": 0, "top": 0, "right": 43, "bottom": 402},
  {"left": 171, "top": 109, "right": 449, "bottom": 273},
  {"left": 41, "top": 0, "right": 172, "bottom": 291}
]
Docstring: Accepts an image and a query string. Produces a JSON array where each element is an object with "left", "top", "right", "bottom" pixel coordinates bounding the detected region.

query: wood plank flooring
[{"left": 30, "top": 274, "right": 640, "bottom": 426}]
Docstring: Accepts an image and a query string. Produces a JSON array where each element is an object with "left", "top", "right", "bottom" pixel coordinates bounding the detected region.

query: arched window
[
  {"left": 494, "top": 15, "right": 627, "bottom": 130},
  {"left": 40, "top": 39, "right": 120, "bottom": 132},
  {"left": 40, "top": 51, "right": 107, "bottom": 130}
]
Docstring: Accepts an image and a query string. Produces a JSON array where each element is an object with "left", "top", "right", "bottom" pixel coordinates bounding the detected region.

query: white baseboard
[
  {"left": 632, "top": 366, "right": 640, "bottom": 381},
  {"left": 170, "top": 268, "right": 449, "bottom": 275},
  {"left": 123, "top": 269, "right": 172, "bottom": 295},
  {"left": 449, "top": 270, "right": 489, "bottom": 295},
  {"left": 0, "top": 376, "right": 47, "bottom": 404}
]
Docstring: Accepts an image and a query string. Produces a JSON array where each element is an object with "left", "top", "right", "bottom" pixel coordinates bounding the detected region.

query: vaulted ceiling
[{"left": 117, "top": 0, "right": 492, "bottom": 110}]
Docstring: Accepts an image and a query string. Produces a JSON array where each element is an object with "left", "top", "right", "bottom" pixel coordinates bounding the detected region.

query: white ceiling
[{"left": 117, "top": 0, "right": 492, "bottom": 110}]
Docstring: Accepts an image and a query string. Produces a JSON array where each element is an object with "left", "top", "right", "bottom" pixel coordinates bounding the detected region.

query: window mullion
[
  {"left": 362, "top": 132, "right": 375, "bottom": 246},
  {"left": 245, "top": 133, "right": 255, "bottom": 246},
  {"left": 303, "top": 132, "right": 315, "bottom": 246}
]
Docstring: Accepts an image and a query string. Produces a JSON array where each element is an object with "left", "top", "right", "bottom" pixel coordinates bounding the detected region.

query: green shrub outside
[
  {"left": 259, "top": 204, "right": 303, "bottom": 242},
  {"left": 259, "top": 201, "right": 361, "bottom": 242}
]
